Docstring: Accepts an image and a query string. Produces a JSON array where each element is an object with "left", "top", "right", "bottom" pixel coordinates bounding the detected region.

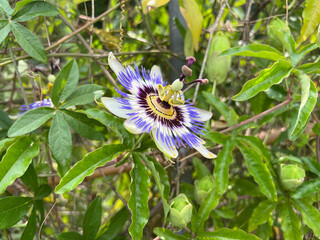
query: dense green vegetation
[{"left": 1, "top": 0, "right": 320, "bottom": 239}]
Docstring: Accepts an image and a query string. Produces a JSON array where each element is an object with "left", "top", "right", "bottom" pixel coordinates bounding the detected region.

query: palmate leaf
[
  {"left": 248, "top": 200, "right": 275, "bottom": 232},
  {"left": 0, "top": 20, "right": 10, "bottom": 44},
  {"left": 277, "top": 200, "right": 302, "bottom": 240},
  {"left": 83, "top": 196, "right": 102, "bottom": 240},
  {"left": 192, "top": 189, "right": 219, "bottom": 233},
  {"left": 203, "top": 92, "right": 238, "bottom": 126},
  {"left": 292, "top": 178, "right": 320, "bottom": 199},
  {"left": 11, "top": 1, "right": 59, "bottom": 22},
  {"left": 51, "top": 59, "right": 79, "bottom": 106},
  {"left": 61, "top": 110, "right": 105, "bottom": 141},
  {"left": 297, "top": 0, "right": 320, "bottom": 45},
  {"left": 214, "top": 137, "right": 235, "bottom": 195},
  {"left": 21, "top": 207, "right": 37, "bottom": 240},
  {"left": 288, "top": 71, "right": 317, "bottom": 140},
  {"left": 0, "top": 137, "right": 39, "bottom": 194},
  {"left": 0, "top": 0, "right": 13, "bottom": 16},
  {"left": 233, "top": 60, "right": 292, "bottom": 101},
  {"left": 154, "top": 228, "right": 188, "bottom": 240},
  {"left": 129, "top": 153, "right": 150, "bottom": 240},
  {"left": 60, "top": 84, "right": 105, "bottom": 109},
  {"left": 0, "top": 196, "right": 33, "bottom": 229},
  {"left": 8, "top": 107, "right": 55, "bottom": 137},
  {"left": 55, "top": 144, "right": 125, "bottom": 194},
  {"left": 10, "top": 21, "right": 47, "bottom": 62},
  {"left": 292, "top": 198, "right": 320, "bottom": 238},
  {"left": 49, "top": 111, "right": 72, "bottom": 177},
  {"left": 197, "top": 228, "right": 262, "bottom": 240},
  {"left": 140, "top": 154, "right": 170, "bottom": 219},
  {"left": 236, "top": 140, "right": 277, "bottom": 201},
  {"left": 220, "top": 44, "right": 286, "bottom": 61}
]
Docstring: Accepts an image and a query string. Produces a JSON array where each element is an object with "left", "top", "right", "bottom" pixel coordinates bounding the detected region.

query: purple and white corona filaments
[{"left": 102, "top": 53, "right": 216, "bottom": 159}]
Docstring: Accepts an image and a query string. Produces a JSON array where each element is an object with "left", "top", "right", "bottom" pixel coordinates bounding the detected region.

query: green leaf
[
  {"left": 128, "top": 153, "right": 150, "bottom": 240},
  {"left": 0, "top": 137, "right": 39, "bottom": 194},
  {"left": 153, "top": 228, "right": 188, "bottom": 240},
  {"left": 297, "top": 0, "right": 320, "bottom": 45},
  {"left": 60, "top": 84, "right": 105, "bottom": 109},
  {"left": 21, "top": 207, "right": 37, "bottom": 240},
  {"left": 197, "top": 228, "right": 262, "bottom": 240},
  {"left": 140, "top": 154, "right": 170, "bottom": 218},
  {"left": 0, "top": 137, "right": 16, "bottom": 155},
  {"left": 12, "top": 1, "right": 59, "bottom": 22},
  {"left": 214, "top": 138, "right": 235, "bottom": 195},
  {"left": 179, "top": 0, "right": 202, "bottom": 51},
  {"left": 10, "top": 22, "right": 47, "bottom": 63},
  {"left": 0, "top": 21, "right": 10, "bottom": 44},
  {"left": 205, "top": 132, "right": 229, "bottom": 145},
  {"left": 292, "top": 198, "right": 320, "bottom": 237},
  {"left": 192, "top": 189, "right": 219, "bottom": 233},
  {"left": 289, "top": 71, "right": 317, "bottom": 140},
  {"left": 291, "top": 178, "right": 320, "bottom": 199},
  {"left": 248, "top": 200, "right": 275, "bottom": 232},
  {"left": 313, "top": 123, "right": 320, "bottom": 135},
  {"left": 291, "top": 43, "right": 318, "bottom": 67},
  {"left": 278, "top": 200, "right": 302, "bottom": 240},
  {"left": 34, "top": 184, "right": 51, "bottom": 200},
  {"left": 268, "top": 18, "right": 296, "bottom": 55},
  {"left": 0, "top": 0, "right": 13, "bottom": 16},
  {"left": 20, "top": 163, "right": 38, "bottom": 192},
  {"left": 0, "top": 110, "right": 12, "bottom": 129},
  {"left": 193, "top": 157, "right": 211, "bottom": 179},
  {"left": 49, "top": 111, "right": 72, "bottom": 176},
  {"left": 51, "top": 59, "right": 79, "bottom": 106},
  {"left": 13, "top": 0, "right": 34, "bottom": 14},
  {"left": 236, "top": 140, "right": 277, "bottom": 201},
  {"left": 96, "top": 207, "right": 129, "bottom": 240},
  {"left": 220, "top": 44, "right": 285, "bottom": 61},
  {"left": 301, "top": 157, "right": 320, "bottom": 176},
  {"left": 0, "top": 196, "right": 33, "bottom": 229},
  {"left": 55, "top": 144, "right": 124, "bottom": 194},
  {"left": 8, "top": 107, "right": 55, "bottom": 137},
  {"left": 83, "top": 196, "right": 102, "bottom": 240},
  {"left": 233, "top": 60, "right": 292, "bottom": 101},
  {"left": 57, "top": 232, "right": 83, "bottom": 240},
  {"left": 84, "top": 108, "right": 134, "bottom": 147},
  {"left": 298, "top": 60, "right": 320, "bottom": 74},
  {"left": 61, "top": 110, "right": 105, "bottom": 140},
  {"left": 203, "top": 92, "right": 238, "bottom": 126}
]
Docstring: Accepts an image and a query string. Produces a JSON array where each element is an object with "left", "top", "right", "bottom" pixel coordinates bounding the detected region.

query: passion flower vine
[{"left": 102, "top": 53, "right": 216, "bottom": 159}]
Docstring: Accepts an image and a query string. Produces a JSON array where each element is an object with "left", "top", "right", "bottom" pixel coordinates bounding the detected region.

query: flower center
[
  {"left": 157, "top": 80, "right": 185, "bottom": 107},
  {"left": 146, "top": 94, "right": 177, "bottom": 119}
]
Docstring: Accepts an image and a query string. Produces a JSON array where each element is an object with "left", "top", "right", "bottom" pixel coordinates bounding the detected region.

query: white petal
[
  {"left": 151, "top": 128, "right": 178, "bottom": 159},
  {"left": 151, "top": 65, "right": 164, "bottom": 83},
  {"left": 108, "top": 52, "right": 126, "bottom": 76},
  {"left": 195, "top": 108, "right": 212, "bottom": 121},
  {"left": 124, "top": 118, "right": 144, "bottom": 134},
  {"left": 193, "top": 144, "right": 216, "bottom": 159},
  {"left": 101, "top": 97, "right": 132, "bottom": 119}
]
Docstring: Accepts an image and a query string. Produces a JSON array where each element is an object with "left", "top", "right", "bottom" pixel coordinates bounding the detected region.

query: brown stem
[{"left": 220, "top": 98, "right": 292, "bottom": 134}]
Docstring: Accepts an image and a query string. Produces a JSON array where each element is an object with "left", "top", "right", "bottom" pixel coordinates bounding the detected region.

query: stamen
[
  {"left": 181, "top": 65, "right": 192, "bottom": 77},
  {"left": 186, "top": 56, "right": 196, "bottom": 67}
]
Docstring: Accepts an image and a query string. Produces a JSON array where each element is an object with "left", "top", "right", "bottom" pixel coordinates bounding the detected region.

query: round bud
[
  {"left": 280, "top": 164, "right": 305, "bottom": 191},
  {"left": 181, "top": 65, "right": 193, "bottom": 77},
  {"left": 171, "top": 79, "right": 184, "bottom": 92}
]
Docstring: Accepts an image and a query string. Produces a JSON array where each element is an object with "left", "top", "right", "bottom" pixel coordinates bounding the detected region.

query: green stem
[{"left": 8, "top": 41, "right": 30, "bottom": 109}]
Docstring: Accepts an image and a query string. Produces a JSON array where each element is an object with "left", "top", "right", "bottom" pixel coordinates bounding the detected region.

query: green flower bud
[
  {"left": 168, "top": 194, "right": 193, "bottom": 228},
  {"left": 194, "top": 175, "right": 215, "bottom": 204},
  {"left": 48, "top": 74, "right": 56, "bottom": 83},
  {"left": 280, "top": 164, "right": 305, "bottom": 191}
]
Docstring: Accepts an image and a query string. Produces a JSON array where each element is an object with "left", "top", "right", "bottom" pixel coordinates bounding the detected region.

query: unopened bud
[
  {"left": 181, "top": 65, "right": 192, "bottom": 77},
  {"left": 186, "top": 56, "right": 196, "bottom": 67},
  {"left": 200, "top": 79, "right": 209, "bottom": 85}
]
